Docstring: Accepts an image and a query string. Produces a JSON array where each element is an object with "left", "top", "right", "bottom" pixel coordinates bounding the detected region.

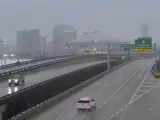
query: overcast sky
[{"left": 0, "top": 0, "right": 160, "bottom": 44}]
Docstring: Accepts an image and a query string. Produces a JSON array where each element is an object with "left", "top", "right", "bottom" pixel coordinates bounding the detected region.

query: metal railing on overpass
[
  {"left": 0, "top": 52, "right": 155, "bottom": 78},
  {"left": 0, "top": 56, "right": 76, "bottom": 77},
  {"left": 0, "top": 55, "right": 74, "bottom": 70},
  {"left": 0, "top": 51, "right": 156, "bottom": 70},
  {"left": 0, "top": 54, "right": 125, "bottom": 77}
]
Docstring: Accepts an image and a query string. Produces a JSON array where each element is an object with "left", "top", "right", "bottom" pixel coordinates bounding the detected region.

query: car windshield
[
  {"left": 78, "top": 100, "right": 90, "bottom": 103},
  {"left": 11, "top": 75, "right": 19, "bottom": 79}
]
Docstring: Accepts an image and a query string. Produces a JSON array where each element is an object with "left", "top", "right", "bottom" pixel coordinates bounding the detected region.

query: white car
[
  {"left": 8, "top": 75, "right": 25, "bottom": 86},
  {"left": 76, "top": 97, "right": 96, "bottom": 112}
]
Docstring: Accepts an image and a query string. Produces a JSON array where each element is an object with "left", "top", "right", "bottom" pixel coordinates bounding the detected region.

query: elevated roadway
[
  {"left": 0, "top": 57, "right": 68, "bottom": 74},
  {"left": 28, "top": 59, "right": 154, "bottom": 120},
  {"left": 0, "top": 60, "right": 108, "bottom": 98},
  {"left": 0, "top": 52, "right": 156, "bottom": 75}
]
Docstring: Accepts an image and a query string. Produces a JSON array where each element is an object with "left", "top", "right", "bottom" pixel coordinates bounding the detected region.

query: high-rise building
[
  {"left": 141, "top": 24, "right": 149, "bottom": 37},
  {"left": 53, "top": 24, "right": 77, "bottom": 56},
  {"left": 16, "top": 29, "right": 40, "bottom": 57}
]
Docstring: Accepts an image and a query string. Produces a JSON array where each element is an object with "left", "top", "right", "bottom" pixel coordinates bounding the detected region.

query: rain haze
[
  {"left": 0, "top": 1, "right": 160, "bottom": 120},
  {"left": 0, "top": 0, "right": 160, "bottom": 44}
]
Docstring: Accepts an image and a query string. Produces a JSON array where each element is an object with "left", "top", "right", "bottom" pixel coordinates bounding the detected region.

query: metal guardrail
[
  {"left": 0, "top": 56, "right": 76, "bottom": 77},
  {"left": 0, "top": 55, "right": 74, "bottom": 70},
  {"left": 0, "top": 54, "right": 125, "bottom": 78},
  {"left": 0, "top": 54, "right": 121, "bottom": 70},
  {"left": 8, "top": 59, "right": 135, "bottom": 120},
  {"left": 0, "top": 52, "right": 155, "bottom": 70}
]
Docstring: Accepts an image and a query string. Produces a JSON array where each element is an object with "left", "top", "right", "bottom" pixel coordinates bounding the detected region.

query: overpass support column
[
  {"left": 128, "top": 49, "right": 131, "bottom": 60},
  {"left": 107, "top": 44, "right": 110, "bottom": 69}
]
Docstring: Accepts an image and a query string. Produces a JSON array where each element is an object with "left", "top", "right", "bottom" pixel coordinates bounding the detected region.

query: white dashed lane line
[
  {"left": 100, "top": 68, "right": 140, "bottom": 108},
  {"left": 149, "top": 105, "right": 156, "bottom": 111},
  {"left": 56, "top": 117, "right": 60, "bottom": 120},
  {"left": 128, "top": 68, "right": 160, "bottom": 104}
]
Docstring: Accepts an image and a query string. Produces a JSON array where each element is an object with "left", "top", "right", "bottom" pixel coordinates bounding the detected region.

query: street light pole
[
  {"left": 43, "top": 35, "right": 49, "bottom": 59},
  {"left": 53, "top": 36, "right": 57, "bottom": 58},
  {"left": 0, "top": 40, "right": 3, "bottom": 65},
  {"left": 128, "top": 47, "right": 131, "bottom": 60},
  {"left": 92, "top": 40, "right": 97, "bottom": 54}
]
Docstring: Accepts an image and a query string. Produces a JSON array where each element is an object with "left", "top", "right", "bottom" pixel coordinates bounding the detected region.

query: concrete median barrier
[{"left": 151, "top": 64, "right": 160, "bottom": 77}]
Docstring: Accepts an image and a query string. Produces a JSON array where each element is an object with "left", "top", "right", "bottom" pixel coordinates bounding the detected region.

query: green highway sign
[
  {"left": 135, "top": 37, "right": 152, "bottom": 52},
  {"left": 121, "top": 44, "right": 130, "bottom": 51}
]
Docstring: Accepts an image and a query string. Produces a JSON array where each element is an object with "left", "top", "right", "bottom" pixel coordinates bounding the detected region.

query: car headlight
[
  {"left": 8, "top": 79, "right": 11, "bottom": 82},
  {"left": 14, "top": 79, "right": 18, "bottom": 83}
]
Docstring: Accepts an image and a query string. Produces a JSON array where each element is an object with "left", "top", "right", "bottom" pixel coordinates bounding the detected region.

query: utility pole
[
  {"left": 80, "top": 44, "right": 83, "bottom": 55},
  {"left": 43, "top": 35, "right": 49, "bottom": 59},
  {"left": 128, "top": 45, "right": 131, "bottom": 60},
  {"left": 53, "top": 38, "right": 57, "bottom": 58},
  {"left": 0, "top": 40, "right": 3, "bottom": 65},
  {"left": 107, "top": 44, "right": 110, "bottom": 69}
]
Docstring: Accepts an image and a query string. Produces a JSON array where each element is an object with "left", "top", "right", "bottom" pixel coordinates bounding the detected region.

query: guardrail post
[{"left": 128, "top": 46, "right": 131, "bottom": 60}]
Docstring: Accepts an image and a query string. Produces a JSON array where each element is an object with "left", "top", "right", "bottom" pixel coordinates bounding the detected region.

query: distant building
[
  {"left": 16, "top": 29, "right": 40, "bottom": 57},
  {"left": 53, "top": 24, "right": 77, "bottom": 56},
  {"left": 141, "top": 24, "right": 149, "bottom": 37}
]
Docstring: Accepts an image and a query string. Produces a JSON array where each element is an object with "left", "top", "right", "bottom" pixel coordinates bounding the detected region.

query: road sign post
[
  {"left": 135, "top": 37, "right": 152, "bottom": 52},
  {"left": 130, "top": 44, "right": 135, "bottom": 51},
  {"left": 120, "top": 44, "right": 130, "bottom": 60}
]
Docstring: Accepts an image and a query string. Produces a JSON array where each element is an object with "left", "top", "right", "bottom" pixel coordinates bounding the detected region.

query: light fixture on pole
[{"left": 43, "top": 35, "right": 49, "bottom": 59}]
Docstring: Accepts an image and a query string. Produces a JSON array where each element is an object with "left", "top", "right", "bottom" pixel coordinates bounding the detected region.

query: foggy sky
[{"left": 0, "top": 0, "right": 160, "bottom": 44}]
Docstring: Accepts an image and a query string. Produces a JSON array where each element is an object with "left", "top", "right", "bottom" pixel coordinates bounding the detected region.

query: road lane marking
[
  {"left": 106, "top": 105, "right": 129, "bottom": 120},
  {"left": 116, "top": 111, "right": 119, "bottom": 114},
  {"left": 149, "top": 105, "right": 156, "bottom": 111},
  {"left": 120, "top": 108, "right": 123, "bottom": 111},
  {"left": 143, "top": 82, "right": 157, "bottom": 84},
  {"left": 103, "top": 68, "right": 140, "bottom": 105},
  {"left": 129, "top": 71, "right": 160, "bottom": 104},
  {"left": 138, "top": 90, "right": 147, "bottom": 92},
  {"left": 131, "top": 84, "right": 160, "bottom": 104},
  {"left": 56, "top": 117, "right": 60, "bottom": 120},
  {"left": 141, "top": 85, "right": 155, "bottom": 88},
  {"left": 129, "top": 68, "right": 150, "bottom": 104}
]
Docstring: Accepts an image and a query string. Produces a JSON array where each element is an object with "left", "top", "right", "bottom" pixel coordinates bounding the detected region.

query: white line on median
[
  {"left": 137, "top": 90, "right": 147, "bottom": 92},
  {"left": 141, "top": 85, "right": 155, "bottom": 88},
  {"left": 103, "top": 68, "right": 141, "bottom": 104},
  {"left": 128, "top": 69, "right": 150, "bottom": 104},
  {"left": 131, "top": 84, "right": 160, "bottom": 105},
  {"left": 149, "top": 105, "right": 156, "bottom": 111}
]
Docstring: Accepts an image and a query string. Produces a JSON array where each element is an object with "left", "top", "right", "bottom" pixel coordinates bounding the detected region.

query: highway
[
  {"left": 119, "top": 69, "right": 160, "bottom": 120},
  {"left": 0, "top": 57, "right": 68, "bottom": 74},
  {"left": 0, "top": 60, "right": 106, "bottom": 98},
  {"left": 28, "top": 59, "right": 154, "bottom": 120}
]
